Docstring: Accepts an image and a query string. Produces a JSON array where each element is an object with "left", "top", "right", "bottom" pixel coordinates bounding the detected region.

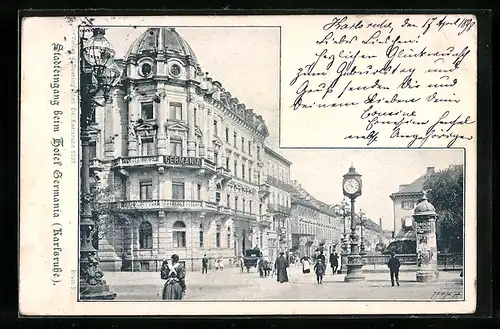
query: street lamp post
[
  {"left": 340, "top": 198, "right": 349, "bottom": 254},
  {"left": 79, "top": 25, "right": 121, "bottom": 300},
  {"left": 359, "top": 210, "right": 367, "bottom": 255},
  {"left": 339, "top": 198, "right": 350, "bottom": 273}
]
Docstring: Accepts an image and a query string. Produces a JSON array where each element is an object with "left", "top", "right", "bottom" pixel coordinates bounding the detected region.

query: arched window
[
  {"left": 227, "top": 227, "right": 231, "bottom": 248},
  {"left": 139, "top": 221, "right": 153, "bottom": 249},
  {"left": 172, "top": 220, "right": 186, "bottom": 248}
]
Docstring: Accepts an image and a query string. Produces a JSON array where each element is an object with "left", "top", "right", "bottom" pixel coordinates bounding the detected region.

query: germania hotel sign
[{"left": 165, "top": 156, "right": 203, "bottom": 166}]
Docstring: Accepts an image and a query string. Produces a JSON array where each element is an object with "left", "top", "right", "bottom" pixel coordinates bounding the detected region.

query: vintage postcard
[{"left": 20, "top": 14, "right": 477, "bottom": 316}]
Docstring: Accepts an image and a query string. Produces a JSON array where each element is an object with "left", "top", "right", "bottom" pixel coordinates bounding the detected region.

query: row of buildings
[{"left": 87, "top": 27, "right": 401, "bottom": 272}]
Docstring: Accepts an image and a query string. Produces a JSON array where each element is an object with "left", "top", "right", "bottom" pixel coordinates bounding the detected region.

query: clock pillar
[{"left": 342, "top": 165, "right": 365, "bottom": 282}]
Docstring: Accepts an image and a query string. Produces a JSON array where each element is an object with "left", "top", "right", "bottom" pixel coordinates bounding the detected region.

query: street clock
[{"left": 343, "top": 165, "right": 362, "bottom": 199}]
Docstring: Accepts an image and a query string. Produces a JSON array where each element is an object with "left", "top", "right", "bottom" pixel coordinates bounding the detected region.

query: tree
[
  {"left": 423, "top": 164, "right": 464, "bottom": 253},
  {"left": 89, "top": 184, "right": 136, "bottom": 249}
]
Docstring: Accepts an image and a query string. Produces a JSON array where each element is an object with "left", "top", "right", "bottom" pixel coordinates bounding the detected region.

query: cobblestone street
[{"left": 104, "top": 264, "right": 464, "bottom": 301}]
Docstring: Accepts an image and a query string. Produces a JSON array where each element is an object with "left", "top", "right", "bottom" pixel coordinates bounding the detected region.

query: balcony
[
  {"left": 267, "top": 203, "right": 292, "bottom": 216},
  {"left": 89, "top": 159, "right": 103, "bottom": 170},
  {"left": 258, "top": 215, "right": 273, "bottom": 228},
  {"left": 216, "top": 167, "right": 232, "bottom": 184},
  {"left": 111, "top": 155, "right": 217, "bottom": 174},
  {"left": 217, "top": 205, "right": 235, "bottom": 216},
  {"left": 112, "top": 199, "right": 218, "bottom": 212},
  {"left": 112, "top": 155, "right": 163, "bottom": 169},
  {"left": 258, "top": 183, "right": 271, "bottom": 200},
  {"left": 235, "top": 210, "right": 258, "bottom": 221}
]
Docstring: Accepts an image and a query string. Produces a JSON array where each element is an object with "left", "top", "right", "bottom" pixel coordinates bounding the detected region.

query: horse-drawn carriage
[{"left": 243, "top": 248, "right": 263, "bottom": 272}]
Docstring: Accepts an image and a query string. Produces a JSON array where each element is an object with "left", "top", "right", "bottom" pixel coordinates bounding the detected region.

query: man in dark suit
[
  {"left": 387, "top": 252, "right": 401, "bottom": 286},
  {"left": 201, "top": 254, "right": 208, "bottom": 274}
]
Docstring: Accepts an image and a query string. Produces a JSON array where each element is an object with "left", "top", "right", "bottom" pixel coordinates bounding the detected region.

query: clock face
[{"left": 344, "top": 178, "right": 360, "bottom": 194}]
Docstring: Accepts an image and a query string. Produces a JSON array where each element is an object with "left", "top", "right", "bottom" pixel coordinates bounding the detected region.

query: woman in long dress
[
  {"left": 302, "top": 256, "right": 311, "bottom": 274},
  {"left": 274, "top": 252, "right": 289, "bottom": 283},
  {"left": 161, "top": 254, "right": 186, "bottom": 300}
]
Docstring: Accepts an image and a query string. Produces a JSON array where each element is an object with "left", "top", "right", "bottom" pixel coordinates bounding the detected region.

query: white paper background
[{"left": 20, "top": 15, "right": 477, "bottom": 316}]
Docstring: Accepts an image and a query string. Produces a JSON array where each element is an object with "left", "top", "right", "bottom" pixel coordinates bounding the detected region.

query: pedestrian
[
  {"left": 317, "top": 250, "right": 326, "bottom": 267},
  {"left": 274, "top": 251, "right": 289, "bottom": 283},
  {"left": 219, "top": 257, "right": 224, "bottom": 271},
  {"left": 331, "top": 252, "right": 339, "bottom": 275},
  {"left": 258, "top": 256, "right": 265, "bottom": 278},
  {"left": 201, "top": 254, "right": 208, "bottom": 274},
  {"left": 160, "top": 254, "right": 186, "bottom": 300},
  {"left": 387, "top": 252, "right": 401, "bottom": 286},
  {"left": 239, "top": 255, "right": 244, "bottom": 273},
  {"left": 301, "top": 256, "right": 311, "bottom": 274},
  {"left": 265, "top": 259, "right": 272, "bottom": 277},
  {"left": 215, "top": 257, "right": 220, "bottom": 271},
  {"left": 314, "top": 258, "right": 326, "bottom": 284}
]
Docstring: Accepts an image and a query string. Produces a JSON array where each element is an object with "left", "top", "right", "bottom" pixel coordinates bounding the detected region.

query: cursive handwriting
[{"left": 288, "top": 15, "right": 476, "bottom": 148}]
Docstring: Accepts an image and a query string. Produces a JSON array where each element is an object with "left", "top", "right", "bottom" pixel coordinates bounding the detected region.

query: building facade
[
  {"left": 264, "top": 147, "right": 294, "bottom": 263},
  {"left": 89, "top": 28, "right": 273, "bottom": 271},
  {"left": 389, "top": 167, "right": 436, "bottom": 240},
  {"left": 290, "top": 181, "right": 342, "bottom": 257}
]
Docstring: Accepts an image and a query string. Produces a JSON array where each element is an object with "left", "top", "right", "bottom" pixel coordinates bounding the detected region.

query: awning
[{"left": 394, "top": 228, "right": 416, "bottom": 241}]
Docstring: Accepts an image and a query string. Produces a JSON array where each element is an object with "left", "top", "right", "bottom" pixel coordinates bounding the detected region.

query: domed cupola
[
  {"left": 124, "top": 27, "right": 204, "bottom": 82},
  {"left": 413, "top": 191, "right": 437, "bottom": 217}
]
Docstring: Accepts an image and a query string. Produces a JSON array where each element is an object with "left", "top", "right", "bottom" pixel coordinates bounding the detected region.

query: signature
[{"left": 430, "top": 291, "right": 463, "bottom": 299}]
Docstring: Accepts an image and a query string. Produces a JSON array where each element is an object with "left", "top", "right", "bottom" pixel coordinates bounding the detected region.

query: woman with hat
[{"left": 274, "top": 251, "right": 290, "bottom": 283}]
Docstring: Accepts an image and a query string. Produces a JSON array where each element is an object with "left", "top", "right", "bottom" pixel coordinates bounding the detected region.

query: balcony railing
[
  {"left": 265, "top": 176, "right": 296, "bottom": 193},
  {"left": 268, "top": 203, "right": 292, "bottom": 216},
  {"left": 216, "top": 167, "right": 232, "bottom": 183},
  {"left": 112, "top": 155, "right": 163, "bottom": 168},
  {"left": 89, "top": 159, "right": 103, "bottom": 170},
  {"left": 113, "top": 199, "right": 218, "bottom": 212},
  {"left": 258, "top": 183, "right": 271, "bottom": 199},
  {"left": 258, "top": 215, "right": 273, "bottom": 228},
  {"left": 235, "top": 210, "right": 258, "bottom": 221},
  {"left": 217, "top": 205, "right": 235, "bottom": 215},
  {"left": 111, "top": 155, "right": 217, "bottom": 173},
  {"left": 361, "top": 253, "right": 463, "bottom": 270}
]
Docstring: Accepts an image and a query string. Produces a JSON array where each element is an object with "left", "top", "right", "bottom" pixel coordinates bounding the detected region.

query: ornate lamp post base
[
  {"left": 80, "top": 283, "right": 117, "bottom": 300},
  {"left": 344, "top": 254, "right": 365, "bottom": 282}
]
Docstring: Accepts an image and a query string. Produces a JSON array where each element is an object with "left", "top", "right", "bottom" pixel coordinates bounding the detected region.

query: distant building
[
  {"left": 264, "top": 147, "right": 294, "bottom": 263},
  {"left": 355, "top": 215, "right": 381, "bottom": 253},
  {"left": 389, "top": 167, "right": 436, "bottom": 240},
  {"left": 290, "top": 181, "right": 342, "bottom": 257}
]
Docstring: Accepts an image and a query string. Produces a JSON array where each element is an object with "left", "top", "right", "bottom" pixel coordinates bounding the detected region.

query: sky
[{"left": 103, "top": 26, "right": 465, "bottom": 231}]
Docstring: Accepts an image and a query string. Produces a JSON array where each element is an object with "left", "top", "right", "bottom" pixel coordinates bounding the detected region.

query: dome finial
[{"left": 420, "top": 189, "right": 431, "bottom": 202}]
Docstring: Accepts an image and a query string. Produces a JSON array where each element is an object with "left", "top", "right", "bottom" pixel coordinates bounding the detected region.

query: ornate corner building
[{"left": 88, "top": 28, "right": 275, "bottom": 272}]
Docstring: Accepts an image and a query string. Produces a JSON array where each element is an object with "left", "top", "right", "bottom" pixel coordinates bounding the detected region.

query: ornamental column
[
  {"left": 103, "top": 93, "right": 115, "bottom": 158},
  {"left": 205, "top": 107, "right": 214, "bottom": 161},
  {"left": 127, "top": 88, "right": 139, "bottom": 156},
  {"left": 187, "top": 90, "right": 196, "bottom": 157},
  {"left": 156, "top": 82, "right": 168, "bottom": 155},
  {"left": 413, "top": 192, "right": 439, "bottom": 282}
]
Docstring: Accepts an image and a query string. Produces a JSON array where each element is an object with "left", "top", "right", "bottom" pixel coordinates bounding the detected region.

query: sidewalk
[{"left": 103, "top": 265, "right": 464, "bottom": 301}]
